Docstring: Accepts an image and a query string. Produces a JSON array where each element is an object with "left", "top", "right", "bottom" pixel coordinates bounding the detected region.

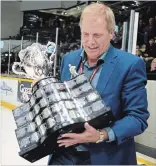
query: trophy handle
[{"left": 12, "top": 62, "right": 27, "bottom": 76}]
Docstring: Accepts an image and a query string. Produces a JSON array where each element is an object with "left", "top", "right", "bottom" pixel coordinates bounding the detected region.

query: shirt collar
[{"left": 80, "top": 45, "right": 110, "bottom": 68}]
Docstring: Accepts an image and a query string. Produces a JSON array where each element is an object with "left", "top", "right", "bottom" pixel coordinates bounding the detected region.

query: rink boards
[{"left": 0, "top": 75, "right": 156, "bottom": 165}]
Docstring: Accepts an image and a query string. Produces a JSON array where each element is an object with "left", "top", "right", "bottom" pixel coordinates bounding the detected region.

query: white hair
[{"left": 80, "top": 3, "right": 115, "bottom": 33}]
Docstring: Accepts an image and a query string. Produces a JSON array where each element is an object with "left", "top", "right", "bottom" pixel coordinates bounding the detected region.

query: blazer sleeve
[{"left": 111, "top": 58, "right": 150, "bottom": 145}]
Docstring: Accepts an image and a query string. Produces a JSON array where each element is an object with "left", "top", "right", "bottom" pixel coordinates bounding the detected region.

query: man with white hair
[{"left": 48, "top": 3, "right": 149, "bottom": 165}]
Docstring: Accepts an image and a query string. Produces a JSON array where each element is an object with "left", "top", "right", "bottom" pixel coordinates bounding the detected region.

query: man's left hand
[{"left": 57, "top": 122, "right": 100, "bottom": 147}]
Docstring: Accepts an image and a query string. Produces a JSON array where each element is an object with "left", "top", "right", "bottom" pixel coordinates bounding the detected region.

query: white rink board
[
  {"left": 0, "top": 78, "right": 18, "bottom": 103},
  {"left": 1, "top": 107, "right": 48, "bottom": 165}
]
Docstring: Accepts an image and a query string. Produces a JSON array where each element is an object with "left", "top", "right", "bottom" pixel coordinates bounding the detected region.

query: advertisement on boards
[
  {"left": 17, "top": 81, "right": 32, "bottom": 103},
  {"left": 0, "top": 78, "right": 18, "bottom": 103}
]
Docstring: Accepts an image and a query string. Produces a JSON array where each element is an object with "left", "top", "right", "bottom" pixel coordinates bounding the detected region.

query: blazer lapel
[
  {"left": 75, "top": 56, "right": 82, "bottom": 72},
  {"left": 96, "top": 45, "right": 119, "bottom": 96}
]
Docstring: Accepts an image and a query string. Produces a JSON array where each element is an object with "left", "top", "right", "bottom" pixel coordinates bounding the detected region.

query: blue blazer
[{"left": 59, "top": 45, "right": 149, "bottom": 165}]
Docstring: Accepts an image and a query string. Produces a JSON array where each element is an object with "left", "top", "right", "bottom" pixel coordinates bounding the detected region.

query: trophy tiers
[{"left": 12, "top": 74, "right": 115, "bottom": 163}]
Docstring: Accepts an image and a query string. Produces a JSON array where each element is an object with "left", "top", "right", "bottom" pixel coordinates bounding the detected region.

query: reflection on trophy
[
  {"left": 12, "top": 42, "right": 115, "bottom": 163},
  {"left": 12, "top": 41, "right": 56, "bottom": 102},
  {"left": 12, "top": 42, "right": 56, "bottom": 79}
]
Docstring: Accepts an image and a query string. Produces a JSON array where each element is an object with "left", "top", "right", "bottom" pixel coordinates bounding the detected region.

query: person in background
[
  {"left": 144, "top": 18, "right": 156, "bottom": 44},
  {"left": 143, "top": 38, "right": 156, "bottom": 72},
  {"left": 146, "top": 38, "right": 156, "bottom": 59},
  {"left": 137, "top": 19, "right": 145, "bottom": 45},
  {"left": 136, "top": 45, "right": 143, "bottom": 57},
  {"left": 150, "top": 58, "right": 156, "bottom": 72}
]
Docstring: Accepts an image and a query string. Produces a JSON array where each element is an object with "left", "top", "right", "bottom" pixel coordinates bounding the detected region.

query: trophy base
[{"left": 19, "top": 110, "right": 115, "bottom": 163}]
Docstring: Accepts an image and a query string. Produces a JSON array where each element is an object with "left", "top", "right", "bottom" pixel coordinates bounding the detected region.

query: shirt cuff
[{"left": 104, "top": 127, "right": 116, "bottom": 142}]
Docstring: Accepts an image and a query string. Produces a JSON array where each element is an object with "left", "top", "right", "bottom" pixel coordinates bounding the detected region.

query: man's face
[
  {"left": 149, "top": 39, "right": 154, "bottom": 45},
  {"left": 139, "top": 19, "right": 143, "bottom": 25},
  {"left": 149, "top": 18, "right": 153, "bottom": 25},
  {"left": 136, "top": 45, "right": 140, "bottom": 49},
  {"left": 81, "top": 16, "right": 113, "bottom": 60}
]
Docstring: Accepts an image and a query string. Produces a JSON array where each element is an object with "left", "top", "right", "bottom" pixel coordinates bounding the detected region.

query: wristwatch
[{"left": 96, "top": 129, "right": 105, "bottom": 143}]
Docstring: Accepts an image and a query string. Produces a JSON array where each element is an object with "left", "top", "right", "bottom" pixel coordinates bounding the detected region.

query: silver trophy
[
  {"left": 12, "top": 42, "right": 56, "bottom": 79},
  {"left": 12, "top": 73, "right": 115, "bottom": 163},
  {"left": 12, "top": 43, "right": 115, "bottom": 163}
]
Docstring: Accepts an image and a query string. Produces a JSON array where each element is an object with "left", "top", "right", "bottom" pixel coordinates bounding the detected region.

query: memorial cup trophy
[{"left": 12, "top": 42, "right": 115, "bottom": 163}]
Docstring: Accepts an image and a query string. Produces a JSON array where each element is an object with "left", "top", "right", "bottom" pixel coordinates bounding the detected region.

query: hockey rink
[
  {"left": 1, "top": 106, "right": 156, "bottom": 165},
  {"left": 1, "top": 106, "right": 48, "bottom": 165}
]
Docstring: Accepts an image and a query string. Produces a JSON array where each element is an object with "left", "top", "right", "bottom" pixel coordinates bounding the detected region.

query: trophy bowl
[{"left": 12, "top": 42, "right": 56, "bottom": 79}]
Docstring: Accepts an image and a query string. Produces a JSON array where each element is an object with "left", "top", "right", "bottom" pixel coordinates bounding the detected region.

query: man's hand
[{"left": 57, "top": 122, "right": 108, "bottom": 147}]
